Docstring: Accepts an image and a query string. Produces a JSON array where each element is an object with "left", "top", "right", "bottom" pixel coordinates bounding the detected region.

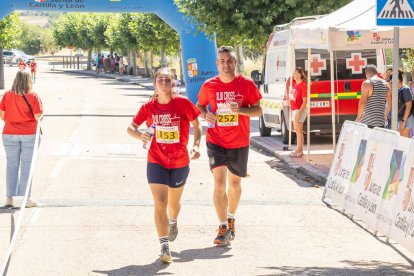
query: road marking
[{"left": 49, "top": 159, "right": 66, "bottom": 178}]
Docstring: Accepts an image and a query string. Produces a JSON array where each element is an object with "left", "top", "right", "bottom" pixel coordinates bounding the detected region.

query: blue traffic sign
[{"left": 377, "top": 0, "right": 414, "bottom": 26}]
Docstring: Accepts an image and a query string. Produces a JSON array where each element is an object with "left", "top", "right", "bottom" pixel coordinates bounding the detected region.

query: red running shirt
[
  {"left": 133, "top": 95, "right": 200, "bottom": 169},
  {"left": 30, "top": 62, "right": 37, "bottom": 72},
  {"left": 198, "top": 74, "right": 262, "bottom": 149},
  {"left": 18, "top": 61, "right": 26, "bottom": 70},
  {"left": 290, "top": 81, "right": 307, "bottom": 111},
  {"left": 0, "top": 90, "right": 43, "bottom": 135}
]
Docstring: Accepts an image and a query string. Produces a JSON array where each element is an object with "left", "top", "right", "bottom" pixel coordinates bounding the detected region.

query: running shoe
[
  {"left": 214, "top": 225, "right": 231, "bottom": 246},
  {"left": 168, "top": 223, "right": 178, "bottom": 242},
  {"left": 228, "top": 218, "right": 235, "bottom": 240},
  {"left": 159, "top": 244, "right": 172, "bottom": 263}
]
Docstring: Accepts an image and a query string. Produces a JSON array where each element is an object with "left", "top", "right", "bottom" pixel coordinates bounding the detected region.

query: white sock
[
  {"left": 227, "top": 213, "right": 235, "bottom": 220},
  {"left": 169, "top": 218, "right": 177, "bottom": 225},
  {"left": 220, "top": 221, "right": 228, "bottom": 227}
]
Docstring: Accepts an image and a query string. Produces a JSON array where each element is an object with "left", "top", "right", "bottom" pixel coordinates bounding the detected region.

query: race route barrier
[
  {"left": 323, "top": 120, "right": 414, "bottom": 253},
  {"left": 0, "top": 121, "right": 42, "bottom": 276}
]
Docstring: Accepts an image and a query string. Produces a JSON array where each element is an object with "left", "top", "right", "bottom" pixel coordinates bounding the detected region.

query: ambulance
[{"left": 252, "top": 17, "right": 386, "bottom": 144}]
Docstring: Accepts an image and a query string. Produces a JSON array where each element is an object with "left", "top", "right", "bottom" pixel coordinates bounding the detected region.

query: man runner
[{"left": 196, "top": 46, "right": 263, "bottom": 246}]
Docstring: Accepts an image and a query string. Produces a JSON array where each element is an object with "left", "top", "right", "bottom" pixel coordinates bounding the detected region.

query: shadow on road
[
  {"left": 257, "top": 260, "right": 414, "bottom": 275},
  {"left": 92, "top": 246, "right": 231, "bottom": 276}
]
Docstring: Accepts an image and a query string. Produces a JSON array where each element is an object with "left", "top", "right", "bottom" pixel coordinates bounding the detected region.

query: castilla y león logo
[{"left": 187, "top": 58, "right": 198, "bottom": 78}]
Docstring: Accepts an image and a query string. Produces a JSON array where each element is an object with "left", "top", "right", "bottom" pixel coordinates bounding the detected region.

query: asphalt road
[{"left": 0, "top": 64, "right": 413, "bottom": 275}]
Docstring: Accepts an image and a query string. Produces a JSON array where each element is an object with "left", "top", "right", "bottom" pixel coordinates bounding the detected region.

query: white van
[{"left": 251, "top": 17, "right": 386, "bottom": 144}]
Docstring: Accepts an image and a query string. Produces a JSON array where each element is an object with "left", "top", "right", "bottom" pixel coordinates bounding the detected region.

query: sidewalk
[
  {"left": 250, "top": 135, "right": 333, "bottom": 185},
  {"left": 55, "top": 68, "right": 333, "bottom": 184}
]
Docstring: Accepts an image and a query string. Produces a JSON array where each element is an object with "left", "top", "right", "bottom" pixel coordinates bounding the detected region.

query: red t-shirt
[
  {"left": 198, "top": 74, "right": 262, "bottom": 149},
  {"left": 290, "top": 81, "right": 307, "bottom": 110},
  {"left": 0, "top": 90, "right": 43, "bottom": 135},
  {"left": 18, "top": 61, "right": 26, "bottom": 70},
  {"left": 30, "top": 62, "right": 37, "bottom": 72},
  {"left": 133, "top": 95, "right": 200, "bottom": 169}
]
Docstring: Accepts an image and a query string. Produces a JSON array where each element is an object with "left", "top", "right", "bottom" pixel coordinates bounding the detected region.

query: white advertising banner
[{"left": 325, "top": 121, "right": 414, "bottom": 253}]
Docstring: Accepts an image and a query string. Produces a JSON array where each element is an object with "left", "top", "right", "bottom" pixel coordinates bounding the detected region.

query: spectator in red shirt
[
  {"left": 289, "top": 67, "right": 308, "bottom": 157},
  {"left": 0, "top": 71, "right": 43, "bottom": 208},
  {"left": 197, "top": 46, "right": 262, "bottom": 246},
  {"left": 127, "top": 68, "right": 201, "bottom": 263}
]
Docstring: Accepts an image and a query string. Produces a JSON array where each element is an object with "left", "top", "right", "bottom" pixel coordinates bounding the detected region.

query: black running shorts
[
  {"left": 147, "top": 162, "right": 189, "bottom": 188},
  {"left": 206, "top": 142, "right": 249, "bottom": 177}
]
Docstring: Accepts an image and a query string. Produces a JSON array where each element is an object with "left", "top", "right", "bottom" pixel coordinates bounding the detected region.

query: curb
[{"left": 250, "top": 138, "right": 328, "bottom": 184}]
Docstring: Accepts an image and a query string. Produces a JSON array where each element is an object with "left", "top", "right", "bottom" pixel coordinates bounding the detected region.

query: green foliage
[
  {"left": 105, "top": 13, "right": 138, "bottom": 52},
  {"left": 129, "top": 14, "right": 179, "bottom": 55},
  {"left": 19, "top": 23, "right": 57, "bottom": 55},
  {"left": 0, "top": 13, "right": 22, "bottom": 49},
  {"left": 53, "top": 13, "right": 110, "bottom": 51},
  {"left": 175, "top": 0, "right": 352, "bottom": 50},
  {"left": 402, "top": 49, "right": 414, "bottom": 71}
]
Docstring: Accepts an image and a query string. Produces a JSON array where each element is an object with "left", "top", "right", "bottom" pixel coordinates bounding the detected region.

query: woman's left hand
[{"left": 190, "top": 145, "right": 200, "bottom": 160}]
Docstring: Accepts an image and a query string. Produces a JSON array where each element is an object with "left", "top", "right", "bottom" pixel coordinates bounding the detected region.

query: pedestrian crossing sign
[{"left": 377, "top": 0, "right": 414, "bottom": 26}]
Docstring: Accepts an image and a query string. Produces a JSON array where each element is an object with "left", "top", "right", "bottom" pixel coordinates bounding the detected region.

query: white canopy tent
[
  {"left": 292, "top": 0, "right": 414, "bottom": 51},
  {"left": 288, "top": 0, "right": 414, "bottom": 160}
]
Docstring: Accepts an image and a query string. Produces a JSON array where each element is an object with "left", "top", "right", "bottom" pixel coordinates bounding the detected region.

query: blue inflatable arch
[{"left": 0, "top": 0, "right": 218, "bottom": 104}]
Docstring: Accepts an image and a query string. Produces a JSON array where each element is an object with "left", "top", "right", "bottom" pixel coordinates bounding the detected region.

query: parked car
[{"left": 3, "top": 49, "right": 34, "bottom": 66}]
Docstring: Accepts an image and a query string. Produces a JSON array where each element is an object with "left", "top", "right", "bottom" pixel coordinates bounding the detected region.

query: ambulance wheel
[
  {"left": 281, "top": 113, "right": 296, "bottom": 144},
  {"left": 259, "top": 115, "right": 271, "bottom": 136}
]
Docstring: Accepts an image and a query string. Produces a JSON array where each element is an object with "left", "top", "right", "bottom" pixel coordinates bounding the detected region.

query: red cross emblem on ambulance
[
  {"left": 305, "top": 54, "right": 327, "bottom": 76},
  {"left": 346, "top": 53, "right": 367, "bottom": 74},
  {"left": 187, "top": 58, "right": 198, "bottom": 77}
]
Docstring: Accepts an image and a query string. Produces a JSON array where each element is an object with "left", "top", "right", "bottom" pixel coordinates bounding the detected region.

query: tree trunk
[
  {"left": 235, "top": 44, "right": 245, "bottom": 74},
  {"left": 160, "top": 46, "right": 167, "bottom": 68},
  {"left": 132, "top": 50, "right": 138, "bottom": 76},
  {"left": 179, "top": 47, "right": 184, "bottom": 85},
  {"left": 150, "top": 51, "right": 154, "bottom": 78},
  {"left": 87, "top": 49, "right": 92, "bottom": 70},
  {"left": 0, "top": 46, "right": 4, "bottom": 89},
  {"left": 143, "top": 51, "right": 150, "bottom": 77},
  {"left": 128, "top": 50, "right": 133, "bottom": 75}
]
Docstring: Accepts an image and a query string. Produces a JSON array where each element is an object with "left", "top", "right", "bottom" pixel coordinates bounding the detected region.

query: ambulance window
[{"left": 294, "top": 49, "right": 377, "bottom": 81}]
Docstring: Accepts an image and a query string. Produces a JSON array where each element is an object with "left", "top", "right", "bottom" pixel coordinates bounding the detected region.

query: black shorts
[
  {"left": 147, "top": 162, "right": 189, "bottom": 188},
  {"left": 207, "top": 142, "right": 249, "bottom": 177}
]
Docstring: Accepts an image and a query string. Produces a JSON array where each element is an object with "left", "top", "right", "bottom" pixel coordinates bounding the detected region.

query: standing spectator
[
  {"left": 356, "top": 64, "right": 391, "bottom": 128},
  {"left": 110, "top": 54, "right": 116, "bottom": 73},
  {"left": 289, "top": 67, "right": 307, "bottom": 157},
  {"left": 95, "top": 53, "right": 100, "bottom": 74},
  {"left": 0, "top": 71, "right": 43, "bottom": 208},
  {"left": 104, "top": 55, "right": 111, "bottom": 73},
  {"left": 388, "top": 69, "right": 413, "bottom": 137},
  {"left": 114, "top": 53, "right": 120, "bottom": 72}
]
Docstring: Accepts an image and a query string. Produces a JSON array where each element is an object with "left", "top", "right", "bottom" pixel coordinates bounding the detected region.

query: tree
[
  {"left": 20, "top": 23, "right": 57, "bottom": 55},
  {"left": 176, "top": 0, "right": 352, "bottom": 50},
  {"left": 0, "top": 13, "right": 22, "bottom": 89},
  {"left": 0, "top": 13, "right": 22, "bottom": 49}
]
